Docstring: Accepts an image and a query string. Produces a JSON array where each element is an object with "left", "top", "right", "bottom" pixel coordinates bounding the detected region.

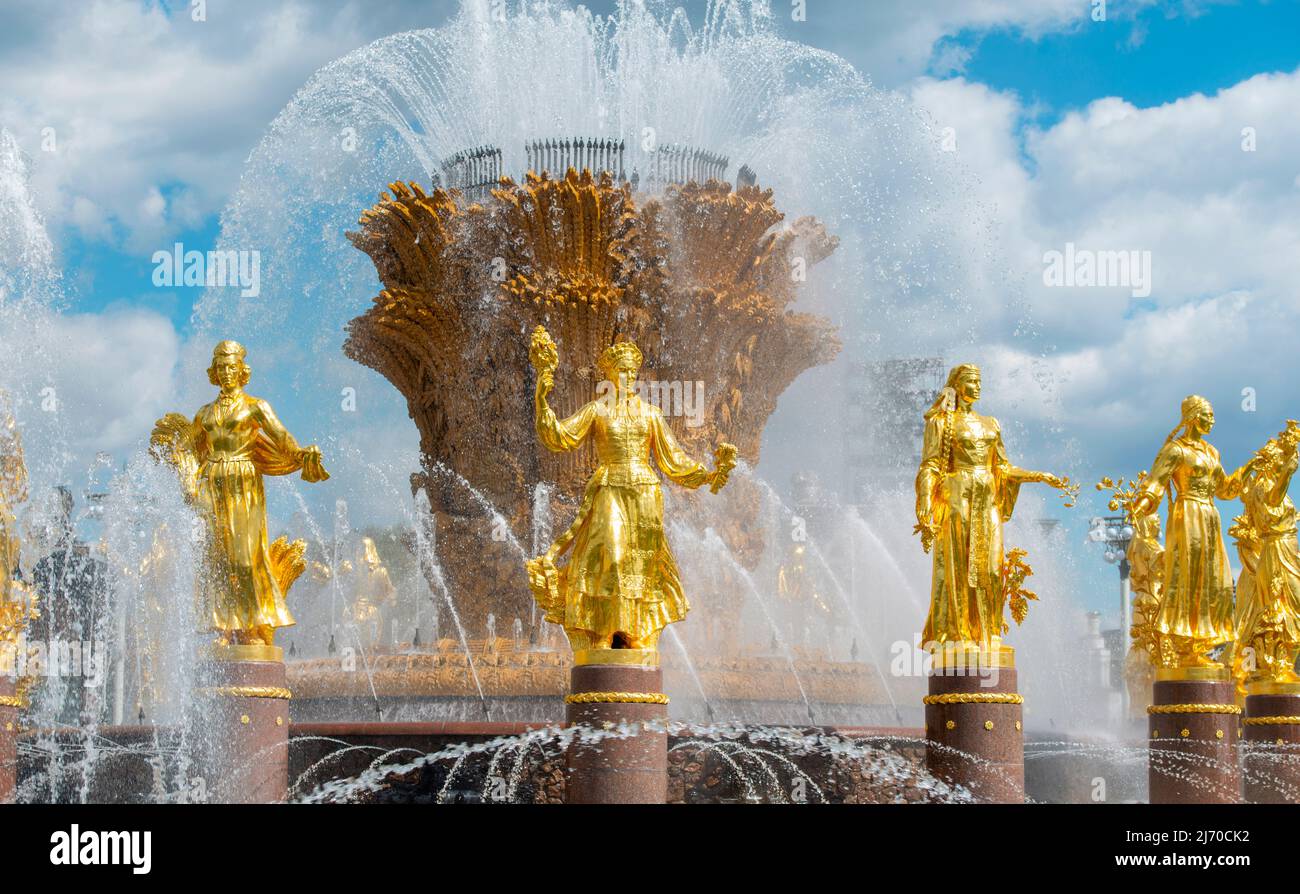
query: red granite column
[
  {"left": 1147, "top": 669, "right": 1240, "bottom": 804},
  {"left": 195, "top": 644, "right": 291, "bottom": 803},
  {"left": 924, "top": 648, "right": 1024, "bottom": 803},
  {"left": 1242, "top": 681, "right": 1300, "bottom": 803},
  {"left": 0, "top": 676, "right": 20, "bottom": 803},
  {"left": 565, "top": 653, "right": 667, "bottom": 804}
]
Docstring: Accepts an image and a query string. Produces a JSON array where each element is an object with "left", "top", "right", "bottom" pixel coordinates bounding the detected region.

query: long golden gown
[
  {"left": 184, "top": 393, "right": 326, "bottom": 634},
  {"left": 1234, "top": 453, "right": 1300, "bottom": 657},
  {"left": 529, "top": 395, "right": 711, "bottom": 647},
  {"left": 1137, "top": 437, "right": 1243, "bottom": 649},
  {"left": 916, "top": 408, "right": 1025, "bottom": 646}
]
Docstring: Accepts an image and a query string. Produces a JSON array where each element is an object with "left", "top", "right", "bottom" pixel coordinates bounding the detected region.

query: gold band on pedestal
[
  {"left": 564, "top": 691, "right": 669, "bottom": 705},
  {"left": 923, "top": 692, "right": 1023, "bottom": 705},
  {"left": 199, "top": 685, "right": 293, "bottom": 700},
  {"left": 572, "top": 648, "right": 658, "bottom": 668},
  {"left": 0, "top": 695, "right": 27, "bottom": 709},
  {"left": 1155, "top": 667, "right": 1232, "bottom": 683},
  {"left": 1243, "top": 715, "right": 1300, "bottom": 726},
  {"left": 929, "top": 645, "right": 1015, "bottom": 670},
  {"left": 1147, "top": 703, "right": 1240, "bottom": 715},
  {"left": 1245, "top": 680, "right": 1300, "bottom": 696},
  {"left": 204, "top": 643, "right": 285, "bottom": 663}
]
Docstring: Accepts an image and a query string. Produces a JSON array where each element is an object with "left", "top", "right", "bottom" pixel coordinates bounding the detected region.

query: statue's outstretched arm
[
  {"left": 252, "top": 398, "right": 329, "bottom": 482},
  {"left": 649, "top": 410, "right": 733, "bottom": 491},
  {"left": 994, "top": 423, "right": 1079, "bottom": 511}
]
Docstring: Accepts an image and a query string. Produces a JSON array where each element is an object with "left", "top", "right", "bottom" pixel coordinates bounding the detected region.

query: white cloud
[
  {"left": 0, "top": 0, "right": 458, "bottom": 252},
  {"left": 36, "top": 308, "right": 182, "bottom": 455},
  {"left": 906, "top": 65, "right": 1300, "bottom": 478}
]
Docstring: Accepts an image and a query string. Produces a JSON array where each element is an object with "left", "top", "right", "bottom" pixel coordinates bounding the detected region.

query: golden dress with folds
[
  {"left": 181, "top": 393, "right": 326, "bottom": 634},
  {"left": 1138, "top": 437, "right": 1243, "bottom": 648},
  {"left": 529, "top": 395, "right": 711, "bottom": 646},
  {"left": 916, "top": 409, "right": 1025, "bottom": 647},
  {"left": 1234, "top": 453, "right": 1300, "bottom": 650}
]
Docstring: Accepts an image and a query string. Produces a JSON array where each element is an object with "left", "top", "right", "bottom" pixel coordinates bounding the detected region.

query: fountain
[{"left": 2, "top": 0, "right": 1294, "bottom": 809}]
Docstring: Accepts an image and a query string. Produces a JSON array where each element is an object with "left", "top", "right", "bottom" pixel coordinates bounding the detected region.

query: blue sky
[
  {"left": 4, "top": 0, "right": 1300, "bottom": 629},
  {"left": 53, "top": 1, "right": 1300, "bottom": 331},
  {"left": 953, "top": 1, "right": 1300, "bottom": 119}
]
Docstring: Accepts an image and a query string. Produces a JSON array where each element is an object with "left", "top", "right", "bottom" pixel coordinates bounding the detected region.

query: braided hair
[{"left": 925, "top": 364, "right": 980, "bottom": 477}]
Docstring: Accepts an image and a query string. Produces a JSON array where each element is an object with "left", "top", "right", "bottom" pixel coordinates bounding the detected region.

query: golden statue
[
  {"left": 914, "top": 364, "right": 1075, "bottom": 655},
  {"left": 777, "top": 543, "right": 832, "bottom": 617},
  {"left": 151, "top": 341, "right": 327, "bottom": 648},
  {"left": 525, "top": 326, "right": 736, "bottom": 657},
  {"left": 348, "top": 536, "right": 397, "bottom": 649},
  {"left": 1129, "top": 395, "right": 1247, "bottom": 669},
  {"left": 1230, "top": 421, "right": 1300, "bottom": 687},
  {"left": 0, "top": 397, "right": 36, "bottom": 666},
  {"left": 1098, "top": 472, "right": 1166, "bottom": 713}
]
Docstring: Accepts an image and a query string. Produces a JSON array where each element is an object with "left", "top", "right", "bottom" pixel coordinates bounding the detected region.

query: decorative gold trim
[
  {"left": 200, "top": 685, "right": 293, "bottom": 700},
  {"left": 564, "top": 691, "right": 669, "bottom": 705},
  {"left": 1243, "top": 715, "right": 1300, "bottom": 726},
  {"left": 1155, "top": 667, "right": 1230, "bottom": 683},
  {"left": 205, "top": 643, "right": 284, "bottom": 663},
  {"left": 923, "top": 692, "right": 1023, "bottom": 705},
  {"left": 0, "top": 695, "right": 28, "bottom": 709},
  {"left": 1146, "top": 703, "right": 1240, "bottom": 715},
  {"left": 929, "top": 643, "right": 1015, "bottom": 670},
  {"left": 572, "top": 648, "right": 658, "bottom": 668},
  {"left": 1245, "top": 681, "right": 1300, "bottom": 696}
]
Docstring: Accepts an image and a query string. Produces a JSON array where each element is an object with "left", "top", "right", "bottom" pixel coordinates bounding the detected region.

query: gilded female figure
[
  {"left": 525, "top": 327, "right": 735, "bottom": 655},
  {"left": 152, "top": 341, "right": 328, "bottom": 647},
  {"left": 914, "top": 364, "right": 1069, "bottom": 650},
  {"left": 0, "top": 396, "right": 31, "bottom": 645},
  {"left": 1130, "top": 395, "right": 1247, "bottom": 668},
  {"left": 1231, "top": 423, "right": 1300, "bottom": 685}
]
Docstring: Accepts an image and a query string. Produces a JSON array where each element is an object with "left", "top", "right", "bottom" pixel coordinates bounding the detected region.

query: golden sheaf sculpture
[
  {"left": 913, "top": 364, "right": 1075, "bottom": 656},
  {"left": 1129, "top": 395, "right": 1248, "bottom": 670},
  {"left": 525, "top": 326, "right": 736, "bottom": 657},
  {"left": 151, "top": 341, "right": 327, "bottom": 648},
  {"left": 1230, "top": 420, "right": 1300, "bottom": 688}
]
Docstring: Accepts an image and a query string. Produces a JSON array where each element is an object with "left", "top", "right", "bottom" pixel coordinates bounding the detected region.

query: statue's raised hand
[{"left": 529, "top": 325, "right": 559, "bottom": 400}]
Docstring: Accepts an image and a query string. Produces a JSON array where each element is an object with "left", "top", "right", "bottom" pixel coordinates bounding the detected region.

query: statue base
[
  {"left": 565, "top": 662, "right": 667, "bottom": 804},
  {"left": 194, "top": 646, "right": 291, "bottom": 803},
  {"left": 1147, "top": 668, "right": 1240, "bottom": 804},
  {"left": 0, "top": 677, "right": 20, "bottom": 804},
  {"left": 924, "top": 648, "right": 1024, "bottom": 802},
  {"left": 1242, "top": 680, "right": 1300, "bottom": 803}
]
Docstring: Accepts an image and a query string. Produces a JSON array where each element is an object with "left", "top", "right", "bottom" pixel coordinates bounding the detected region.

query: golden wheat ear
[
  {"left": 149, "top": 412, "right": 194, "bottom": 465},
  {"left": 269, "top": 536, "right": 308, "bottom": 596}
]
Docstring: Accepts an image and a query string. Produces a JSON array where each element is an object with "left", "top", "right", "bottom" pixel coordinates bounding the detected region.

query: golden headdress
[{"left": 597, "top": 340, "right": 643, "bottom": 378}]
